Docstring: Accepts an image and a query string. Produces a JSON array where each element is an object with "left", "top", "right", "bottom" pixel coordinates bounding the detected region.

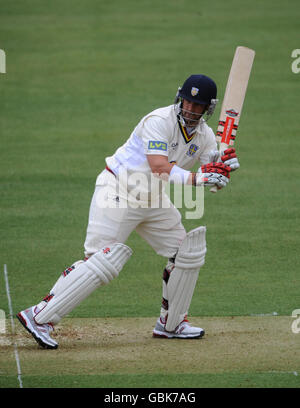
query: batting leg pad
[
  {"left": 35, "top": 243, "right": 132, "bottom": 325},
  {"left": 165, "top": 226, "right": 206, "bottom": 332}
]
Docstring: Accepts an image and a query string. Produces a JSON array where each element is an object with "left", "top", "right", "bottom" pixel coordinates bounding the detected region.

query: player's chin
[
  {"left": 184, "top": 119, "right": 198, "bottom": 128},
  {"left": 183, "top": 116, "right": 200, "bottom": 128}
]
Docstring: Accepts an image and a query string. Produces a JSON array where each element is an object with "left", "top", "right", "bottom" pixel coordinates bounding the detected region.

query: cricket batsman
[{"left": 17, "top": 74, "right": 239, "bottom": 349}]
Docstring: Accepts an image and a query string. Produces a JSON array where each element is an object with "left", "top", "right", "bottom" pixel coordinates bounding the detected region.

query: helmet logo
[{"left": 191, "top": 87, "right": 199, "bottom": 96}]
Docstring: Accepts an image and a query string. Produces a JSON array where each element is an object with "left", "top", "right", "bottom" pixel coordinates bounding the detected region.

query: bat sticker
[{"left": 225, "top": 109, "right": 239, "bottom": 117}]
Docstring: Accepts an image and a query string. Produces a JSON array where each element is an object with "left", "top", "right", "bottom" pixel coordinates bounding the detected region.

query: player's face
[{"left": 181, "top": 99, "right": 206, "bottom": 127}]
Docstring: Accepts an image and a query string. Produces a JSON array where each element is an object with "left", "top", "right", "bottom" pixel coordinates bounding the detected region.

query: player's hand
[
  {"left": 208, "top": 149, "right": 221, "bottom": 163},
  {"left": 200, "top": 162, "right": 232, "bottom": 178},
  {"left": 196, "top": 162, "right": 231, "bottom": 188},
  {"left": 208, "top": 148, "right": 240, "bottom": 171},
  {"left": 221, "top": 148, "right": 240, "bottom": 171}
]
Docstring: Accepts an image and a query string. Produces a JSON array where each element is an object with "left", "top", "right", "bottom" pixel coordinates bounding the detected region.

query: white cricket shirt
[{"left": 103, "top": 104, "right": 217, "bottom": 204}]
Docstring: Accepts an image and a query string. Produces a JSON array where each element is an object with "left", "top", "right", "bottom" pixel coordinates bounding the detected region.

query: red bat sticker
[
  {"left": 225, "top": 109, "right": 239, "bottom": 117},
  {"left": 218, "top": 117, "right": 238, "bottom": 145}
]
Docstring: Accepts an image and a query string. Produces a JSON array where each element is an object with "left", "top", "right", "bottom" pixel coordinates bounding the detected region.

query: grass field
[{"left": 1, "top": 0, "right": 300, "bottom": 389}]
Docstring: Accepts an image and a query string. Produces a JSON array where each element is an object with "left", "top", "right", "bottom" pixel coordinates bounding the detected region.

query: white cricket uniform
[{"left": 84, "top": 104, "right": 217, "bottom": 258}]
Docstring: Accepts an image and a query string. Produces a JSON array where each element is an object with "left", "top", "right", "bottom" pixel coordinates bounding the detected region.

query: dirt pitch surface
[{"left": 1, "top": 316, "right": 299, "bottom": 380}]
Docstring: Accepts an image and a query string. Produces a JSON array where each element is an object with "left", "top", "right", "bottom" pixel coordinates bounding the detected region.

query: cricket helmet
[
  {"left": 178, "top": 74, "right": 217, "bottom": 104},
  {"left": 174, "top": 74, "right": 218, "bottom": 126}
]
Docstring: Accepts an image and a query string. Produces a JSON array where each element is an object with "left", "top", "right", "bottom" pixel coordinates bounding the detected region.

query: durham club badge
[
  {"left": 191, "top": 87, "right": 199, "bottom": 96},
  {"left": 187, "top": 144, "right": 199, "bottom": 157}
]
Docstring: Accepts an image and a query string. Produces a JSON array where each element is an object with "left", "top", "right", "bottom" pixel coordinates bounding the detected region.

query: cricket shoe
[
  {"left": 153, "top": 317, "right": 205, "bottom": 339},
  {"left": 16, "top": 306, "right": 58, "bottom": 349}
]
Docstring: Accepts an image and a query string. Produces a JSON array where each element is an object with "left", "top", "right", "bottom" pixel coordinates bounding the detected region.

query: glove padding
[
  {"left": 201, "top": 162, "right": 231, "bottom": 177},
  {"left": 209, "top": 148, "right": 240, "bottom": 171},
  {"left": 196, "top": 162, "right": 231, "bottom": 188},
  {"left": 221, "top": 148, "right": 240, "bottom": 171}
]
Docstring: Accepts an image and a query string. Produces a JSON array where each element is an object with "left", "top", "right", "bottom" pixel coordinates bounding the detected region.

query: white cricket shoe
[
  {"left": 153, "top": 317, "right": 205, "bottom": 339},
  {"left": 16, "top": 306, "right": 58, "bottom": 349}
]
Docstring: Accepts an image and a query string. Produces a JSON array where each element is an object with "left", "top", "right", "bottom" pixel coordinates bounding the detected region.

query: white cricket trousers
[{"left": 84, "top": 169, "right": 186, "bottom": 259}]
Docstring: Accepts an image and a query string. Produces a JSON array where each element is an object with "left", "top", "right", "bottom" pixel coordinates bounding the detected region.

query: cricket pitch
[{"left": 1, "top": 316, "right": 299, "bottom": 384}]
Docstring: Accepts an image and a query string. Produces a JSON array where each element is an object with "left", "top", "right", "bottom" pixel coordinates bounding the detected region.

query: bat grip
[
  {"left": 209, "top": 142, "right": 229, "bottom": 193},
  {"left": 209, "top": 145, "right": 222, "bottom": 193}
]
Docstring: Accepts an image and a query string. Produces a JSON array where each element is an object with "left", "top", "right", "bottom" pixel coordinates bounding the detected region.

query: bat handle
[
  {"left": 209, "top": 142, "right": 229, "bottom": 193},
  {"left": 209, "top": 144, "right": 222, "bottom": 193}
]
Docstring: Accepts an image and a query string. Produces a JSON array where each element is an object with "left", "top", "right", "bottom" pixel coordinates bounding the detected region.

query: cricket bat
[{"left": 210, "top": 46, "right": 255, "bottom": 193}]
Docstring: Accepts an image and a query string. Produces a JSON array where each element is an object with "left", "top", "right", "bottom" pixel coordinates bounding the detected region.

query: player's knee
[
  {"left": 175, "top": 226, "right": 207, "bottom": 270},
  {"left": 90, "top": 244, "right": 133, "bottom": 284},
  {"left": 87, "top": 248, "right": 119, "bottom": 284},
  {"left": 84, "top": 239, "right": 120, "bottom": 260}
]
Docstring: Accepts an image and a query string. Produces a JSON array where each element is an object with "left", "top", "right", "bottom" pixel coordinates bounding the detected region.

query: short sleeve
[{"left": 141, "top": 116, "right": 169, "bottom": 156}]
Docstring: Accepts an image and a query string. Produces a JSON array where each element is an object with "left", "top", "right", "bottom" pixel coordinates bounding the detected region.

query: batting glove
[
  {"left": 194, "top": 162, "right": 231, "bottom": 188},
  {"left": 208, "top": 148, "right": 240, "bottom": 171},
  {"left": 221, "top": 148, "right": 240, "bottom": 171}
]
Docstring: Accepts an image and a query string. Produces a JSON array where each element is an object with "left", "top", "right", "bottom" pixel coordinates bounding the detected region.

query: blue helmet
[
  {"left": 178, "top": 74, "right": 217, "bottom": 104},
  {"left": 175, "top": 74, "right": 218, "bottom": 125}
]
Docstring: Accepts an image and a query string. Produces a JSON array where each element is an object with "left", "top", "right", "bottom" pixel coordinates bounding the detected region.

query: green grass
[
  {"left": 1, "top": 0, "right": 300, "bottom": 388},
  {"left": 3, "top": 372, "right": 300, "bottom": 388}
]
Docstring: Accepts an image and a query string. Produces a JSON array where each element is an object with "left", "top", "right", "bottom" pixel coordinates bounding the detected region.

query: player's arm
[
  {"left": 146, "top": 154, "right": 230, "bottom": 188},
  {"left": 147, "top": 154, "right": 193, "bottom": 184}
]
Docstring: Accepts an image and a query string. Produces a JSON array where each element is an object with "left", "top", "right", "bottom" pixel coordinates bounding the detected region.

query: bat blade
[{"left": 211, "top": 46, "right": 255, "bottom": 193}]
